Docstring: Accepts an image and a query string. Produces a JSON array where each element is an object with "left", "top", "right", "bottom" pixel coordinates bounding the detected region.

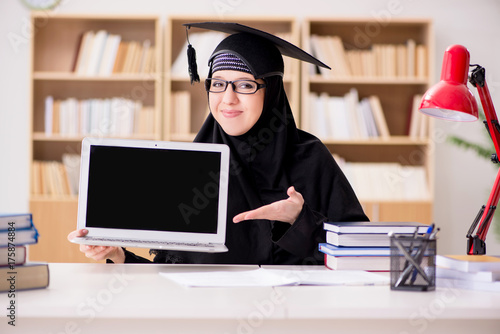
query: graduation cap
[{"left": 183, "top": 22, "right": 331, "bottom": 83}]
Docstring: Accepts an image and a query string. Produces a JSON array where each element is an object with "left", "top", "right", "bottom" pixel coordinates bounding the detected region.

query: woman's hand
[
  {"left": 233, "top": 186, "right": 304, "bottom": 224},
  {"left": 67, "top": 229, "right": 125, "bottom": 263}
]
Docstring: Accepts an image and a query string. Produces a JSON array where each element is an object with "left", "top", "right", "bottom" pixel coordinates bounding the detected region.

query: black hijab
[{"left": 146, "top": 32, "right": 368, "bottom": 265}]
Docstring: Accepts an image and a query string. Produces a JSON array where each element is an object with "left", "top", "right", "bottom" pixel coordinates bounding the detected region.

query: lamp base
[{"left": 467, "top": 235, "right": 486, "bottom": 255}]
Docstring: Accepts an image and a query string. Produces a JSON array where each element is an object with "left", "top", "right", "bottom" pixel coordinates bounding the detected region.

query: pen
[
  {"left": 409, "top": 226, "right": 439, "bottom": 285},
  {"left": 401, "top": 227, "right": 419, "bottom": 283},
  {"left": 430, "top": 227, "right": 440, "bottom": 240},
  {"left": 394, "top": 239, "right": 432, "bottom": 286},
  {"left": 395, "top": 224, "right": 435, "bottom": 287}
]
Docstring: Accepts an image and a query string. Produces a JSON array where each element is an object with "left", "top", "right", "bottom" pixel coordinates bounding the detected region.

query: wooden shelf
[
  {"left": 29, "top": 13, "right": 163, "bottom": 263},
  {"left": 32, "top": 132, "right": 158, "bottom": 141},
  {"left": 321, "top": 136, "right": 430, "bottom": 146},
  {"left": 33, "top": 71, "right": 159, "bottom": 81},
  {"left": 27, "top": 14, "right": 436, "bottom": 262},
  {"left": 30, "top": 195, "right": 78, "bottom": 202},
  {"left": 309, "top": 75, "right": 429, "bottom": 85},
  {"left": 302, "top": 18, "right": 435, "bottom": 224}
]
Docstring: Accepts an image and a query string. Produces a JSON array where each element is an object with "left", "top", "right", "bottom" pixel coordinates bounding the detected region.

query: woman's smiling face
[{"left": 208, "top": 70, "right": 266, "bottom": 136}]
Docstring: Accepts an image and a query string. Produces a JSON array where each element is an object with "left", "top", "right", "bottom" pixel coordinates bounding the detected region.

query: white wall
[{"left": 1, "top": 0, "right": 500, "bottom": 255}]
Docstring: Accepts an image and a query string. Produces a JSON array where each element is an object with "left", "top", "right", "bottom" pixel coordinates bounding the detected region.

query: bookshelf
[
  {"left": 26, "top": 15, "right": 435, "bottom": 262},
  {"left": 164, "top": 16, "right": 301, "bottom": 141},
  {"left": 301, "top": 18, "right": 435, "bottom": 224},
  {"left": 28, "top": 13, "right": 162, "bottom": 262}
]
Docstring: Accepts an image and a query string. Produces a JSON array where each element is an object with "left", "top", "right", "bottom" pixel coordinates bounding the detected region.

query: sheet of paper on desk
[
  {"left": 261, "top": 268, "right": 389, "bottom": 286},
  {"left": 159, "top": 268, "right": 297, "bottom": 287},
  {"left": 159, "top": 268, "right": 389, "bottom": 287}
]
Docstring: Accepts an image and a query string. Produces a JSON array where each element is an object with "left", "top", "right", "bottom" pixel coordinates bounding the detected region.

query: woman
[{"left": 68, "top": 23, "right": 368, "bottom": 265}]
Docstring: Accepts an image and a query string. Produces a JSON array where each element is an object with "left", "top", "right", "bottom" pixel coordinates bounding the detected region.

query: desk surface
[{"left": 2, "top": 263, "right": 500, "bottom": 334}]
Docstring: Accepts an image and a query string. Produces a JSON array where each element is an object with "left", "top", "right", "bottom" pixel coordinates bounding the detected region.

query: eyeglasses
[{"left": 205, "top": 78, "right": 266, "bottom": 94}]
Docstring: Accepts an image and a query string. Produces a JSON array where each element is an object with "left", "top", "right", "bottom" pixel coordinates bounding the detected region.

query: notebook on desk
[{"left": 70, "top": 137, "right": 230, "bottom": 253}]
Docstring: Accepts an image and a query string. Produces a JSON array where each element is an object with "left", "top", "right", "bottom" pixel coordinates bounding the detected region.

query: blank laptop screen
[{"left": 84, "top": 145, "right": 221, "bottom": 234}]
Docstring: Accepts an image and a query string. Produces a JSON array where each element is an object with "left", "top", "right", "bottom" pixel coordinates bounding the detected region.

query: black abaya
[{"left": 122, "top": 76, "right": 368, "bottom": 265}]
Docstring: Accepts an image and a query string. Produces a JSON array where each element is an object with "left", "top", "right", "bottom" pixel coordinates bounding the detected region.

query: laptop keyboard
[{"left": 85, "top": 236, "right": 209, "bottom": 247}]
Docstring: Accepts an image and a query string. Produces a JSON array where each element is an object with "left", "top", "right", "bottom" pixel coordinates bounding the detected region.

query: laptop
[{"left": 70, "top": 137, "right": 230, "bottom": 253}]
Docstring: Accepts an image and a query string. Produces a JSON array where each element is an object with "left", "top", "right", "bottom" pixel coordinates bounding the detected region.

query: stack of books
[
  {"left": 44, "top": 96, "right": 155, "bottom": 137},
  {"left": 32, "top": 153, "right": 81, "bottom": 197},
  {"left": 0, "top": 213, "right": 49, "bottom": 292},
  {"left": 436, "top": 255, "right": 500, "bottom": 292},
  {"left": 306, "top": 90, "right": 391, "bottom": 141},
  {"left": 319, "top": 221, "right": 430, "bottom": 271},
  {"left": 309, "top": 35, "right": 427, "bottom": 79},
  {"left": 73, "top": 30, "right": 156, "bottom": 76}
]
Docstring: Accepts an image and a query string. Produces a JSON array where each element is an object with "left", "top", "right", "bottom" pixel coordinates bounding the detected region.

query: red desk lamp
[{"left": 419, "top": 44, "right": 500, "bottom": 255}]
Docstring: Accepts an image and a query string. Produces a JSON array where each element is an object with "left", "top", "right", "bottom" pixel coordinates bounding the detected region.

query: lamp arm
[{"left": 467, "top": 65, "right": 500, "bottom": 254}]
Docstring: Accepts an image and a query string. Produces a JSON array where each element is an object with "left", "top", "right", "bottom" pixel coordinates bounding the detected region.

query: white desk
[{"left": 2, "top": 263, "right": 500, "bottom": 334}]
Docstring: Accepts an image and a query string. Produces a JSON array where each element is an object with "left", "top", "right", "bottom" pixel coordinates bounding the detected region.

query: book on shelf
[
  {"left": 98, "top": 33, "right": 122, "bottom": 76},
  {"left": 309, "top": 35, "right": 332, "bottom": 77},
  {"left": 406, "top": 39, "right": 416, "bottom": 78},
  {"left": 408, "top": 94, "right": 429, "bottom": 139},
  {"left": 61, "top": 153, "right": 81, "bottom": 196},
  {"left": 0, "top": 262, "right": 49, "bottom": 292},
  {"left": 84, "top": 29, "right": 108, "bottom": 76},
  {"left": 44, "top": 95, "right": 54, "bottom": 135},
  {"left": 436, "top": 255, "right": 500, "bottom": 273},
  {"left": 74, "top": 30, "right": 155, "bottom": 76},
  {"left": 44, "top": 96, "right": 154, "bottom": 137},
  {"left": 0, "top": 246, "right": 27, "bottom": 267},
  {"left": 324, "top": 221, "right": 430, "bottom": 234},
  {"left": 416, "top": 44, "right": 427, "bottom": 78},
  {"left": 32, "top": 160, "right": 71, "bottom": 197},
  {"left": 74, "top": 30, "right": 95, "bottom": 74},
  {"left": 32, "top": 155, "right": 81, "bottom": 197},
  {"left": 170, "top": 91, "right": 192, "bottom": 135},
  {"left": 368, "top": 96, "right": 390, "bottom": 139},
  {"left": 0, "top": 213, "right": 34, "bottom": 231},
  {"left": 334, "top": 161, "right": 430, "bottom": 201},
  {"left": 323, "top": 253, "right": 390, "bottom": 271},
  {"left": 309, "top": 35, "right": 427, "bottom": 79},
  {"left": 306, "top": 89, "right": 391, "bottom": 141}
]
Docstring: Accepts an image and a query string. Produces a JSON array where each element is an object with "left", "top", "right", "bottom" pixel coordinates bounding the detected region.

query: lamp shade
[{"left": 419, "top": 44, "right": 478, "bottom": 121}]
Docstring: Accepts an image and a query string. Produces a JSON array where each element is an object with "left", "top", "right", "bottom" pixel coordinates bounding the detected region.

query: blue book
[
  {"left": 0, "top": 213, "right": 34, "bottom": 231},
  {"left": 0, "top": 226, "right": 39, "bottom": 247},
  {"left": 319, "top": 243, "right": 390, "bottom": 257}
]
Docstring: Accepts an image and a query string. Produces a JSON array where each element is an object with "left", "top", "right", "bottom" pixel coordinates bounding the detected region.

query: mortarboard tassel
[
  {"left": 187, "top": 44, "right": 200, "bottom": 84},
  {"left": 186, "top": 26, "right": 200, "bottom": 84}
]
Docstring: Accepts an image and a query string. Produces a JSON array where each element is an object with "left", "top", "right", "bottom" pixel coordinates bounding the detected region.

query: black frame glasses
[{"left": 205, "top": 78, "right": 266, "bottom": 94}]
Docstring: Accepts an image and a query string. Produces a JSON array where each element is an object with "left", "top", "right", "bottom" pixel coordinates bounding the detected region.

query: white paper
[
  {"left": 261, "top": 268, "right": 389, "bottom": 286},
  {"left": 160, "top": 268, "right": 297, "bottom": 287},
  {"left": 159, "top": 268, "right": 389, "bottom": 287}
]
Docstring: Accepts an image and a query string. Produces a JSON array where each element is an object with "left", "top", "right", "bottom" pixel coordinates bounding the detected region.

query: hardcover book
[
  {"left": 436, "top": 255, "right": 500, "bottom": 273},
  {"left": 319, "top": 243, "right": 390, "bottom": 256},
  {"left": 324, "top": 221, "right": 430, "bottom": 234},
  {"left": 0, "top": 213, "right": 33, "bottom": 231},
  {"left": 324, "top": 253, "right": 390, "bottom": 271},
  {"left": 0, "top": 262, "right": 49, "bottom": 292}
]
